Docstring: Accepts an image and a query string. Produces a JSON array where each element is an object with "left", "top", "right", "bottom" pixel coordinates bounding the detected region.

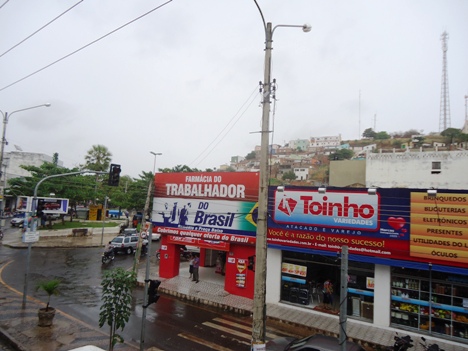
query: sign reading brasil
[{"left": 152, "top": 172, "right": 259, "bottom": 244}]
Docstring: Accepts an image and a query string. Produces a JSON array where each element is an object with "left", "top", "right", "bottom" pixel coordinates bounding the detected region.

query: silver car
[{"left": 110, "top": 235, "right": 147, "bottom": 255}]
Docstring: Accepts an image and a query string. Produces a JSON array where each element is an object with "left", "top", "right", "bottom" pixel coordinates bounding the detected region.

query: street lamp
[
  {"left": 252, "top": 3, "right": 310, "bottom": 349},
  {"left": 0, "top": 103, "right": 51, "bottom": 223},
  {"left": 150, "top": 151, "right": 162, "bottom": 174}
]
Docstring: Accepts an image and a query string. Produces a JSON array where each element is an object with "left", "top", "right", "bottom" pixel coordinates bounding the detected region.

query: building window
[
  {"left": 431, "top": 161, "right": 441, "bottom": 174},
  {"left": 391, "top": 267, "right": 468, "bottom": 342}
]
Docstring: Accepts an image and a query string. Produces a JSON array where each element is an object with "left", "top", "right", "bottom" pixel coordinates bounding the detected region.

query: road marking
[
  {"left": 178, "top": 333, "right": 242, "bottom": 351},
  {"left": 212, "top": 317, "right": 281, "bottom": 339},
  {"left": 202, "top": 321, "right": 252, "bottom": 343}
]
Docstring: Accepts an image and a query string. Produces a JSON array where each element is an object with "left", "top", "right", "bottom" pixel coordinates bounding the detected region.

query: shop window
[
  {"left": 391, "top": 267, "right": 468, "bottom": 342},
  {"left": 280, "top": 250, "right": 375, "bottom": 321}
]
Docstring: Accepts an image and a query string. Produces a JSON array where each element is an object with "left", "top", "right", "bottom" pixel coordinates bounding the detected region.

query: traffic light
[
  {"left": 108, "top": 164, "right": 121, "bottom": 186},
  {"left": 143, "top": 279, "right": 161, "bottom": 308},
  {"left": 248, "top": 255, "right": 256, "bottom": 272}
]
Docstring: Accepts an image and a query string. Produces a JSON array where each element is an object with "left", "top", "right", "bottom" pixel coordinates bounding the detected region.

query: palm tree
[
  {"left": 36, "top": 279, "right": 60, "bottom": 311},
  {"left": 84, "top": 145, "right": 112, "bottom": 172}
]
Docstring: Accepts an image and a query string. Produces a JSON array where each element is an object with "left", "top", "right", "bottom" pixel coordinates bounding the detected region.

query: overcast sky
[{"left": 0, "top": 0, "right": 467, "bottom": 178}]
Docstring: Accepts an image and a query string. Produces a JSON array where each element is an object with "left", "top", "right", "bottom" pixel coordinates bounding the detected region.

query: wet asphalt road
[{"left": 0, "top": 244, "right": 296, "bottom": 350}]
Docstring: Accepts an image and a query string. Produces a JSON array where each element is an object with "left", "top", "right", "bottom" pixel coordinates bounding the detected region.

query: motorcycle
[
  {"left": 102, "top": 247, "right": 115, "bottom": 264},
  {"left": 119, "top": 222, "right": 129, "bottom": 234},
  {"left": 385, "top": 333, "right": 413, "bottom": 351},
  {"left": 420, "top": 337, "right": 445, "bottom": 351}
]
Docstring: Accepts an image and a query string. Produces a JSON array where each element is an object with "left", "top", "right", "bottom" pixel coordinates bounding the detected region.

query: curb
[
  {"left": 136, "top": 279, "right": 251, "bottom": 316},
  {"left": 0, "top": 326, "right": 27, "bottom": 351},
  {"left": 160, "top": 287, "right": 252, "bottom": 315}
]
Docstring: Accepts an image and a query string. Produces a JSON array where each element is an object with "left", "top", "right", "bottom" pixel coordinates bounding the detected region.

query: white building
[
  {"left": 366, "top": 149, "right": 468, "bottom": 189},
  {"left": 289, "top": 139, "right": 310, "bottom": 151},
  {"left": 293, "top": 167, "right": 309, "bottom": 180},
  {"left": 309, "top": 135, "right": 341, "bottom": 150},
  {"left": 4, "top": 151, "right": 63, "bottom": 182}
]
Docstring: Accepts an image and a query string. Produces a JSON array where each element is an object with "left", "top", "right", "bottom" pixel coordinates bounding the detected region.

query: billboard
[
  {"left": 16, "top": 196, "right": 69, "bottom": 214},
  {"left": 152, "top": 172, "right": 259, "bottom": 244},
  {"left": 267, "top": 187, "right": 468, "bottom": 269}
]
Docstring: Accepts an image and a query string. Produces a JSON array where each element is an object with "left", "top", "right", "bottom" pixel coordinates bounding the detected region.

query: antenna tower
[
  {"left": 463, "top": 95, "right": 468, "bottom": 133},
  {"left": 439, "top": 31, "right": 451, "bottom": 132}
]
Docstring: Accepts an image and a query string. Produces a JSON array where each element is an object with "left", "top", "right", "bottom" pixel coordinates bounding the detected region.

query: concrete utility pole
[
  {"left": 251, "top": 2, "right": 310, "bottom": 349},
  {"left": 339, "top": 246, "right": 349, "bottom": 351}
]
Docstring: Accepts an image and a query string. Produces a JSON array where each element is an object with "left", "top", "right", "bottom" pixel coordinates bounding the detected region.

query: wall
[
  {"left": 366, "top": 150, "right": 468, "bottom": 189},
  {"left": 329, "top": 159, "right": 366, "bottom": 187}
]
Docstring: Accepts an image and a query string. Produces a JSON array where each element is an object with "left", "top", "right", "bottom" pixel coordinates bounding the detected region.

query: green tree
[
  {"left": 124, "top": 172, "right": 154, "bottom": 212},
  {"left": 362, "top": 128, "right": 376, "bottom": 139},
  {"left": 36, "top": 279, "right": 61, "bottom": 312},
  {"left": 441, "top": 128, "right": 462, "bottom": 145},
  {"left": 84, "top": 145, "right": 112, "bottom": 172},
  {"left": 374, "top": 131, "right": 390, "bottom": 140},
  {"left": 413, "top": 135, "right": 425, "bottom": 148},
  {"left": 160, "top": 165, "right": 201, "bottom": 173},
  {"left": 8, "top": 163, "right": 103, "bottom": 221},
  {"left": 52, "top": 153, "right": 59, "bottom": 165},
  {"left": 282, "top": 170, "right": 297, "bottom": 181},
  {"left": 245, "top": 151, "right": 256, "bottom": 160},
  {"left": 328, "top": 149, "right": 354, "bottom": 160},
  {"left": 99, "top": 267, "right": 136, "bottom": 351}
]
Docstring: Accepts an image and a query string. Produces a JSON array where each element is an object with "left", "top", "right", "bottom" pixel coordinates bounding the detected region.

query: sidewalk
[{"left": 0, "top": 228, "right": 464, "bottom": 351}]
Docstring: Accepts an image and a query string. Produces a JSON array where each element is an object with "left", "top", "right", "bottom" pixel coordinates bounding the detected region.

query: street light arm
[
  {"left": 5, "top": 103, "right": 51, "bottom": 120},
  {"left": 272, "top": 23, "right": 312, "bottom": 36},
  {"left": 252, "top": 0, "right": 267, "bottom": 33},
  {"left": 0, "top": 103, "right": 51, "bottom": 179}
]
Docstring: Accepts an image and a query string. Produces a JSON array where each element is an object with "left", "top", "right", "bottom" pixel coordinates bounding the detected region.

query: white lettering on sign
[{"left": 165, "top": 183, "right": 245, "bottom": 199}]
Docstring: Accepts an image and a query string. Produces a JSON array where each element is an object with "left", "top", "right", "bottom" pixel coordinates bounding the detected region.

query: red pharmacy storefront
[{"left": 151, "top": 172, "right": 259, "bottom": 299}]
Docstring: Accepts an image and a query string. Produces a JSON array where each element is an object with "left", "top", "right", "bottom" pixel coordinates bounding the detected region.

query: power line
[
  {"left": 0, "top": 0, "right": 85, "bottom": 59},
  {"left": 0, "top": 0, "right": 173, "bottom": 92},
  {"left": 190, "top": 85, "right": 260, "bottom": 168}
]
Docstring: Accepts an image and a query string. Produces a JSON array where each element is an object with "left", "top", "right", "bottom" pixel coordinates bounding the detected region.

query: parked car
[
  {"left": 266, "top": 334, "right": 365, "bottom": 351},
  {"left": 110, "top": 234, "right": 147, "bottom": 255},
  {"left": 11, "top": 213, "right": 25, "bottom": 227}
]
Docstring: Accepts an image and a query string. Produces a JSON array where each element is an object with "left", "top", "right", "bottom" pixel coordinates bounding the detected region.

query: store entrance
[{"left": 178, "top": 246, "right": 227, "bottom": 285}]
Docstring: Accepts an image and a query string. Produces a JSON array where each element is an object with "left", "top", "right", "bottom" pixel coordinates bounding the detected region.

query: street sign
[{"left": 22, "top": 231, "right": 39, "bottom": 243}]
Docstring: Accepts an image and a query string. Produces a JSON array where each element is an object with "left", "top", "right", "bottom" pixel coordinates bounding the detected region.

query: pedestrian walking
[
  {"left": 192, "top": 253, "right": 200, "bottom": 283},
  {"left": 323, "top": 278, "right": 333, "bottom": 309},
  {"left": 188, "top": 253, "right": 194, "bottom": 279}
]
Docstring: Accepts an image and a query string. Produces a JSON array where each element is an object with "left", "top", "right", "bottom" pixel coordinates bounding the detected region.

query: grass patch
[{"left": 50, "top": 221, "right": 119, "bottom": 230}]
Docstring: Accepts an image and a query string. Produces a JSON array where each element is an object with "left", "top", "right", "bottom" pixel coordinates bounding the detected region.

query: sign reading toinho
[{"left": 268, "top": 187, "right": 468, "bottom": 269}]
